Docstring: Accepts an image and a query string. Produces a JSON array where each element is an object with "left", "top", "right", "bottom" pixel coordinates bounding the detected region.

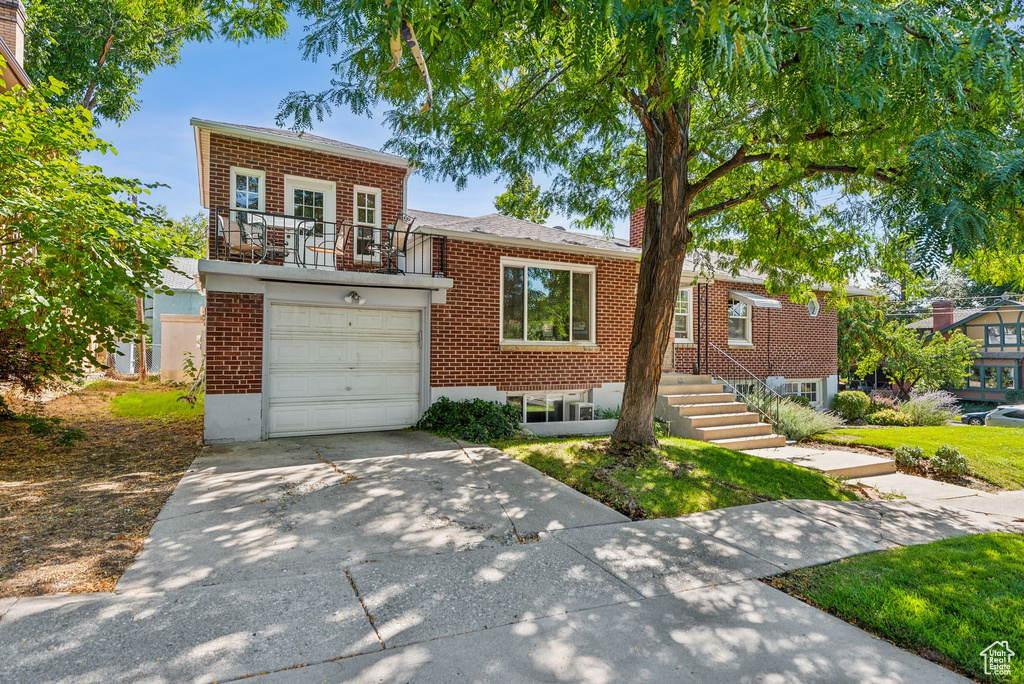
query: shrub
[
  {"left": 900, "top": 390, "right": 959, "bottom": 427},
  {"left": 894, "top": 445, "right": 924, "bottom": 468},
  {"left": 866, "top": 395, "right": 898, "bottom": 414},
  {"left": 957, "top": 401, "right": 995, "bottom": 415},
  {"left": 787, "top": 394, "right": 812, "bottom": 407},
  {"left": 414, "top": 397, "right": 521, "bottom": 443},
  {"left": 864, "top": 408, "right": 915, "bottom": 426},
  {"left": 773, "top": 399, "right": 844, "bottom": 442},
  {"left": 931, "top": 445, "right": 969, "bottom": 476},
  {"left": 832, "top": 390, "right": 871, "bottom": 421},
  {"left": 22, "top": 415, "right": 84, "bottom": 446},
  {"left": 1004, "top": 389, "right": 1024, "bottom": 405},
  {"left": 595, "top": 405, "right": 621, "bottom": 419}
]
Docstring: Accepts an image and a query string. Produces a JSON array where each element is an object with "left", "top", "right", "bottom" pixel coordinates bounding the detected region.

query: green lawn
[
  {"left": 108, "top": 390, "right": 204, "bottom": 421},
  {"left": 771, "top": 533, "right": 1024, "bottom": 682},
  {"left": 493, "top": 436, "right": 858, "bottom": 518},
  {"left": 819, "top": 426, "right": 1024, "bottom": 490}
]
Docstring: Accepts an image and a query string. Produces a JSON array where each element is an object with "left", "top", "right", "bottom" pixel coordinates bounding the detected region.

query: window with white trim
[
  {"left": 727, "top": 297, "right": 751, "bottom": 344},
  {"left": 807, "top": 297, "right": 820, "bottom": 317},
  {"left": 231, "top": 167, "right": 265, "bottom": 219},
  {"left": 501, "top": 259, "right": 595, "bottom": 344},
  {"left": 507, "top": 391, "right": 590, "bottom": 423},
  {"left": 353, "top": 187, "right": 381, "bottom": 258},
  {"left": 675, "top": 288, "right": 693, "bottom": 342},
  {"left": 784, "top": 380, "right": 820, "bottom": 405}
]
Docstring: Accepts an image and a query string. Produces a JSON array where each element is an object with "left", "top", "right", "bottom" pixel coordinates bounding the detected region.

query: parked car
[
  {"left": 961, "top": 410, "right": 992, "bottom": 426},
  {"left": 984, "top": 405, "right": 1024, "bottom": 428}
]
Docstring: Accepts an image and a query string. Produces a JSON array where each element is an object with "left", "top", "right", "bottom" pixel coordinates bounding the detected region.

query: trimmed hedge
[
  {"left": 414, "top": 397, "right": 522, "bottom": 443},
  {"left": 832, "top": 391, "right": 871, "bottom": 421},
  {"left": 864, "top": 408, "right": 915, "bottom": 426}
]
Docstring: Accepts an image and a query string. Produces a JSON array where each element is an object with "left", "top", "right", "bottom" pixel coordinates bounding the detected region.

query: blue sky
[{"left": 83, "top": 30, "right": 630, "bottom": 240}]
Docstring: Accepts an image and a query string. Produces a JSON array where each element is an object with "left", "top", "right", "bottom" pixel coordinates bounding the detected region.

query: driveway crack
[
  {"left": 450, "top": 439, "right": 538, "bottom": 545},
  {"left": 346, "top": 569, "right": 386, "bottom": 650}
]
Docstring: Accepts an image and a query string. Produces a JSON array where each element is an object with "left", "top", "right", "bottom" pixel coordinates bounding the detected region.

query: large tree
[
  {"left": 24, "top": 0, "right": 286, "bottom": 123},
  {"left": 0, "top": 72, "right": 174, "bottom": 392},
  {"left": 856, "top": 322, "right": 980, "bottom": 398},
  {"left": 268, "top": 0, "right": 1022, "bottom": 444}
]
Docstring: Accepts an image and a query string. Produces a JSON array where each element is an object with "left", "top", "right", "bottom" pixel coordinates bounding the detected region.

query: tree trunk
[{"left": 611, "top": 105, "right": 693, "bottom": 445}]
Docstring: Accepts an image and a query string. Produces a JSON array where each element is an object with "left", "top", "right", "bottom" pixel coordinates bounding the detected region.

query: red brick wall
[
  {"left": 672, "top": 280, "right": 837, "bottom": 379},
  {"left": 629, "top": 207, "right": 645, "bottom": 248},
  {"left": 205, "top": 291, "right": 264, "bottom": 395},
  {"left": 430, "top": 239, "right": 639, "bottom": 391},
  {"left": 206, "top": 133, "right": 407, "bottom": 266}
]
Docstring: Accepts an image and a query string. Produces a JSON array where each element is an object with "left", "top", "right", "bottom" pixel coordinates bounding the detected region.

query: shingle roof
[
  {"left": 192, "top": 119, "right": 408, "bottom": 166},
  {"left": 159, "top": 258, "right": 200, "bottom": 291},
  {"left": 907, "top": 308, "right": 985, "bottom": 330},
  {"left": 410, "top": 210, "right": 636, "bottom": 254}
]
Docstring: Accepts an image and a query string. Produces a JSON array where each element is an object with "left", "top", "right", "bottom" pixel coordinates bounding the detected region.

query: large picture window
[
  {"left": 675, "top": 288, "right": 692, "bottom": 342},
  {"left": 501, "top": 259, "right": 595, "bottom": 344}
]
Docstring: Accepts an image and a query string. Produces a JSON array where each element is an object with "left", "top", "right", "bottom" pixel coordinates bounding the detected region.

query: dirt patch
[{"left": 0, "top": 381, "right": 202, "bottom": 598}]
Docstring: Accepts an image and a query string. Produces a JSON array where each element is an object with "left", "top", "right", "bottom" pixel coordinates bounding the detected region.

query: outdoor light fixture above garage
[{"left": 344, "top": 291, "right": 367, "bottom": 305}]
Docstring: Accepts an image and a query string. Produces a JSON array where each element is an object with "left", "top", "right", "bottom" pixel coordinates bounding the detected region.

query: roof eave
[
  {"left": 416, "top": 225, "right": 640, "bottom": 261},
  {"left": 189, "top": 118, "right": 410, "bottom": 170},
  {"left": 0, "top": 38, "right": 31, "bottom": 89}
]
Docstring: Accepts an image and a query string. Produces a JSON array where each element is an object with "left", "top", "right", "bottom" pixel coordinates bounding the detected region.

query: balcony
[{"left": 208, "top": 208, "right": 447, "bottom": 278}]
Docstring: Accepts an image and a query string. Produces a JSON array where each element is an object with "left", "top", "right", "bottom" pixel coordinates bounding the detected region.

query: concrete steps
[
  {"left": 657, "top": 374, "right": 786, "bottom": 449},
  {"left": 744, "top": 446, "right": 897, "bottom": 479}
]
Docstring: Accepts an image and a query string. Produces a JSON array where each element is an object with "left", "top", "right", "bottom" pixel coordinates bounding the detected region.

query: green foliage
[
  {"left": 900, "top": 390, "right": 958, "bottom": 427},
  {"left": 775, "top": 400, "right": 844, "bottom": 442},
  {"left": 107, "top": 390, "right": 203, "bottom": 420},
  {"left": 23, "top": 415, "right": 85, "bottom": 446},
  {"left": 931, "top": 445, "right": 968, "bottom": 476},
  {"left": 653, "top": 417, "right": 670, "bottom": 439},
  {"left": 867, "top": 395, "right": 898, "bottom": 414},
  {"left": 893, "top": 445, "right": 924, "bottom": 469},
  {"left": 24, "top": 0, "right": 286, "bottom": 123},
  {"left": 832, "top": 391, "right": 870, "bottom": 421},
  {"left": 154, "top": 208, "right": 207, "bottom": 258},
  {"left": 864, "top": 408, "right": 916, "bottom": 427},
  {"left": 772, "top": 533, "right": 1024, "bottom": 683},
  {"left": 414, "top": 397, "right": 522, "bottom": 443},
  {"left": 493, "top": 172, "right": 552, "bottom": 224},
  {"left": 857, "top": 323, "right": 981, "bottom": 399},
  {"left": 595, "top": 405, "right": 621, "bottom": 420},
  {"left": 1005, "top": 389, "right": 1024, "bottom": 405},
  {"left": 0, "top": 76, "right": 175, "bottom": 392},
  {"left": 786, "top": 394, "right": 812, "bottom": 407},
  {"left": 837, "top": 298, "right": 886, "bottom": 380}
]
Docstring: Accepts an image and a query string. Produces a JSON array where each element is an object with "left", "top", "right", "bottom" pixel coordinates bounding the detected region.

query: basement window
[{"left": 507, "top": 391, "right": 590, "bottom": 423}]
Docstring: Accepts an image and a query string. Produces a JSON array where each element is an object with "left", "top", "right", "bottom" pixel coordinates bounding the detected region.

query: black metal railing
[
  {"left": 670, "top": 339, "right": 785, "bottom": 430},
  {"left": 209, "top": 207, "right": 447, "bottom": 277}
]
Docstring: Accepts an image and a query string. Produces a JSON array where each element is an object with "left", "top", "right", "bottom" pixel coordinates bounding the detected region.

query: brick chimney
[
  {"left": 629, "top": 207, "right": 645, "bottom": 248},
  {"left": 0, "top": 0, "right": 25, "bottom": 68},
  {"left": 932, "top": 299, "right": 954, "bottom": 331}
]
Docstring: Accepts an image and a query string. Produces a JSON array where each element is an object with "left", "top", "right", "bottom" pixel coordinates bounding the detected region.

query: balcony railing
[{"left": 209, "top": 207, "right": 447, "bottom": 278}]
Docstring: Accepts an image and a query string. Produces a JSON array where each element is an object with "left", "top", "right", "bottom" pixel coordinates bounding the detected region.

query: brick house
[
  {"left": 0, "top": 0, "right": 30, "bottom": 91},
  {"left": 192, "top": 119, "right": 853, "bottom": 443}
]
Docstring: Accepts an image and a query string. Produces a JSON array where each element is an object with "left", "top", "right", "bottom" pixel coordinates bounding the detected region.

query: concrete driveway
[{"left": 2, "top": 431, "right": 1015, "bottom": 683}]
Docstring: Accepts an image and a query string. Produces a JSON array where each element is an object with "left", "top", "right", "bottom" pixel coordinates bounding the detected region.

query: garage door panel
[{"left": 267, "top": 303, "right": 423, "bottom": 437}]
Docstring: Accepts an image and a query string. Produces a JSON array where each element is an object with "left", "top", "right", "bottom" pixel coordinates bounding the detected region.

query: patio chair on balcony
[
  {"left": 368, "top": 211, "right": 416, "bottom": 275},
  {"left": 217, "top": 213, "right": 289, "bottom": 263}
]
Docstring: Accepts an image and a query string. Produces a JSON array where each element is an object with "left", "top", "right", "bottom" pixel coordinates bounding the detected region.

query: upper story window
[
  {"left": 727, "top": 297, "right": 751, "bottom": 344},
  {"left": 807, "top": 297, "right": 820, "bottom": 317},
  {"left": 353, "top": 186, "right": 381, "bottom": 258},
  {"left": 501, "top": 258, "right": 595, "bottom": 344},
  {"left": 231, "top": 167, "right": 265, "bottom": 217},
  {"left": 675, "top": 288, "right": 692, "bottom": 342}
]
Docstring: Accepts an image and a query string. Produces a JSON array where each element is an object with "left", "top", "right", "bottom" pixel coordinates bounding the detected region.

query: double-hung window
[
  {"left": 675, "top": 288, "right": 693, "bottom": 343},
  {"left": 501, "top": 259, "right": 595, "bottom": 344},
  {"left": 231, "top": 167, "right": 265, "bottom": 221},
  {"left": 727, "top": 297, "right": 751, "bottom": 344},
  {"left": 353, "top": 187, "right": 381, "bottom": 259},
  {"left": 784, "top": 380, "right": 820, "bottom": 405}
]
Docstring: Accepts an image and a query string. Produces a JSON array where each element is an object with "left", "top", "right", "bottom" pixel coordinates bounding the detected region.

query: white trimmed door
[{"left": 266, "top": 303, "right": 422, "bottom": 437}]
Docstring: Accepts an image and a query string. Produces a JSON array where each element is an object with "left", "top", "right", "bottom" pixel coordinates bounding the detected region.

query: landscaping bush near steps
[
  {"left": 864, "top": 408, "right": 916, "bottom": 426},
  {"left": 414, "top": 397, "right": 522, "bottom": 443},
  {"left": 832, "top": 390, "right": 870, "bottom": 421},
  {"left": 774, "top": 399, "right": 844, "bottom": 442},
  {"left": 899, "top": 390, "right": 959, "bottom": 427}
]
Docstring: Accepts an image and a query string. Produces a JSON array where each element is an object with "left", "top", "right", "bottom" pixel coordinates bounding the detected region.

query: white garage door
[{"left": 266, "top": 303, "right": 422, "bottom": 437}]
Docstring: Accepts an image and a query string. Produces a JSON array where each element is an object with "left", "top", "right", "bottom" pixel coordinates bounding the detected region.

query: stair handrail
[{"left": 703, "top": 341, "right": 785, "bottom": 431}]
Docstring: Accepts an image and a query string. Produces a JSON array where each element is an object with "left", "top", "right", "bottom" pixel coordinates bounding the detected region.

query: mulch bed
[{"left": 0, "top": 382, "right": 202, "bottom": 598}]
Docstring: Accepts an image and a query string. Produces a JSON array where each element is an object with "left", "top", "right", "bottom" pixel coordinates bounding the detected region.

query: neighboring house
[
  {"left": 0, "top": 0, "right": 29, "bottom": 91},
  {"left": 191, "top": 118, "right": 853, "bottom": 443},
  {"left": 908, "top": 298, "right": 1024, "bottom": 403},
  {"left": 145, "top": 258, "right": 206, "bottom": 382}
]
